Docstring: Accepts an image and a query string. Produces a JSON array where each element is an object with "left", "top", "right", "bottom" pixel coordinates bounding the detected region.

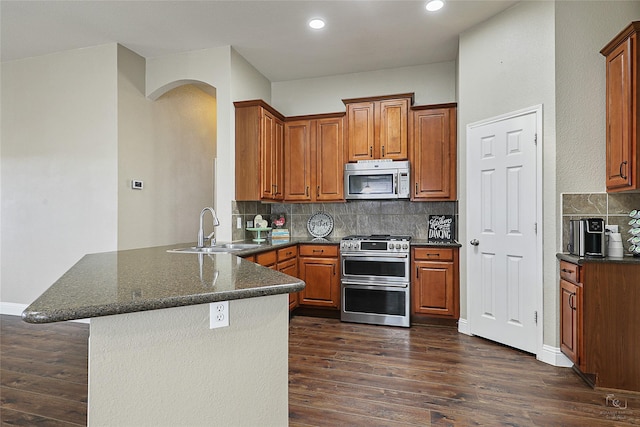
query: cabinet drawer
[
  {"left": 299, "top": 244, "right": 339, "bottom": 257},
  {"left": 277, "top": 245, "right": 298, "bottom": 261},
  {"left": 413, "top": 248, "right": 454, "bottom": 261},
  {"left": 256, "top": 250, "right": 277, "bottom": 266},
  {"left": 559, "top": 261, "right": 581, "bottom": 284}
]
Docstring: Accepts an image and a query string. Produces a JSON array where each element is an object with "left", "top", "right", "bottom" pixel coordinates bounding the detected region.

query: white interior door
[{"left": 467, "top": 108, "right": 540, "bottom": 354}]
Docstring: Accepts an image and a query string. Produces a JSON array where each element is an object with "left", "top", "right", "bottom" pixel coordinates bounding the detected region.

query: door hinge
[
  {"left": 534, "top": 133, "right": 538, "bottom": 145},
  {"left": 534, "top": 310, "right": 538, "bottom": 325}
]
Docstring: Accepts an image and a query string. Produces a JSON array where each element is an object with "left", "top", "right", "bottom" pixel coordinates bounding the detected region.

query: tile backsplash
[
  {"left": 233, "top": 200, "right": 458, "bottom": 241},
  {"left": 562, "top": 193, "right": 640, "bottom": 254}
]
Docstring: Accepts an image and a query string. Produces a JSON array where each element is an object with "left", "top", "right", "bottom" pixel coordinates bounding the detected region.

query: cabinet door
[
  {"left": 377, "top": 98, "right": 408, "bottom": 160},
  {"left": 315, "top": 117, "right": 344, "bottom": 201},
  {"left": 272, "top": 118, "right": 284, "bottom": 200},
  {"left": 605, "top": 36, "right": 635, "bottom": 191},
  {"left": 560, "top": 279, "right": 580, "bottom": 364},
  {"left": 412, "top": 261, "right": 456, "bottom": 317},
  {"left": 284, "top": 120, "right": 313, "bottom": 201},
  {"left": 298, "top": 257, "right": 340, "bottom": 309},
  {"left": 260, "top": 110, "right": 278, "bottom": 199},
  {"left": 346, "top": 102, "right": 375, "bottom": 161},
  {"left": 278, "top": 257, "right": 299, "bottom": 311},
  {"left": 411, "top": 107, "right": 457, "bottom": 201}
]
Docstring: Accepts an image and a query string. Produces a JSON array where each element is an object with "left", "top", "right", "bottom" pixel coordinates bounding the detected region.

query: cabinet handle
[
  {"left": 305, "top": 186, "right": 309, "bottom": 196},
  {"left": 620, "top": 161, "right": 628, "bottom": 180},
  {"left": 415, "top": 182, "right": 418, "bottom": 195},
  {"left": 426, "top": 253, "right": 440, "bottom": 257},
  {"left": 317, "top": 186, "right": 320, "bottom": 198},
  {"left": 561, "top": 268, "right": 572, "bottom": 273},
  {"left": 369, "top": 146, "right": 373, "bottom": 157},
  {"left": 569, "top": 292, "right": 576, "bottom": 310},
  {"left": 382, "top": 145, "right": 385, "bottom": 157},
  {"left": 312, "top": 249, "right": 324, "bottom": 253},
  {"left": 333, "top": 264, "right": 336, "bottom": 275}
]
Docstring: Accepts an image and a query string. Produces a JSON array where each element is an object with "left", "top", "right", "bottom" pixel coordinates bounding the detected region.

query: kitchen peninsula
[{"left": 22, "top": 244, "right": 305, "bottom": 426}]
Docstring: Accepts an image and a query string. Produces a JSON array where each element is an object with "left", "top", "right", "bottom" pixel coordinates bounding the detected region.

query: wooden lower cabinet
[
  {"left": 298, "top": 244, "right": 340, "bottom": 309},
  {"left": 255, "top": 250, "right": 277, "bottom": 270},
  {"left": 560, "top": 278, "right": 582, "bottom": 367},
  {"left": 247, "top": 245, "right": 300, "bottom": 311},
  {"left": 558, "top": 257, "right": 640, "bottom": 392},
  {"left": 277, "top": 246, "right": 299, "bottom": 311},
  {"left": 411, "top": 247, "right": 459, "bottom": 319}
]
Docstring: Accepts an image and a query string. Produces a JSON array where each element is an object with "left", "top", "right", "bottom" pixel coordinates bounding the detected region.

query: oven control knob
[{"left": 402, "top": 243, "right": 408, "bottom": 249}]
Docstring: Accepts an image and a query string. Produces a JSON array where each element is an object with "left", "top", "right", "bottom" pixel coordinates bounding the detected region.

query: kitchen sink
[
  {"left": 218, "top": 243, "right": 262, "bottom": 249},
  {"left": 167, "top": 246, "right": 240, "bottom": 254},
  {"left": 167, "top": 243, "right": 262, "bottom": 254}
]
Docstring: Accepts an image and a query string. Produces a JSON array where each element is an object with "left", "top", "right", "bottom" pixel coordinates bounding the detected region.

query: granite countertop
[
  {"left": 556, "top": 252, "right": 640, "bottom": 265},
  {"left": 22, "top": 243, "right": 305, "bottom": 324}
]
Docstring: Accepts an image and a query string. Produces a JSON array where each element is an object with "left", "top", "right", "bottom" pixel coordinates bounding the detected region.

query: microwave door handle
[{"left": 394, "top": 174, "right": 398, "bottom": 195}]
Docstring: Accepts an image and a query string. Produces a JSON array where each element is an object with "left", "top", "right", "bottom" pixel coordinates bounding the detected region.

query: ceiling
[{"left": 1, "top": 1, "right": 518, "bottom": 82}]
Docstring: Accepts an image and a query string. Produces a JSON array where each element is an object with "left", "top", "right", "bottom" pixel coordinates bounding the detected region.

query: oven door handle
[
  {"left": 341, "top": 280, "right": 409, "bottom": 288},
  {"left": 341, "top": 253, "right": 408, "bottom": 259}
]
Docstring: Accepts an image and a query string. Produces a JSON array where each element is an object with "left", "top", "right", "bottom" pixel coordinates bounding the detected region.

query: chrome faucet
[{"left": 197, "top": 207, "right": 220, "bottom": 248}]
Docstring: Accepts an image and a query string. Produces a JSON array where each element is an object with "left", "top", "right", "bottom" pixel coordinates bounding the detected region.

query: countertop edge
[
  {"left": 556, "top": 252, "right": 640, "bottom": 265},
  {"left": 22, "top": 281, "right": 305, "bottom": 324}
]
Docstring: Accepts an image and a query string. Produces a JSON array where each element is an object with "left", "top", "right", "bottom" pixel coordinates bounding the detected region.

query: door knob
[{"left": 470, "top": 239, "right": 479, "bottom": 246}]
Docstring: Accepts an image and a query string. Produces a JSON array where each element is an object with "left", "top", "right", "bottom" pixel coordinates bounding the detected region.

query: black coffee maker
[{"left": 568, "top": 218, "right": 606, "bottom": 257}]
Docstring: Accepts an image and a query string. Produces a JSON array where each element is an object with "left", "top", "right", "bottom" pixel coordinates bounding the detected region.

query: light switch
[{"left": 131, "top": 180, "right": 143, "bottom": 190}]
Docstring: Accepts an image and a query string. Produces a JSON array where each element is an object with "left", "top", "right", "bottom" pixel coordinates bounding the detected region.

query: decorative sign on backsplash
[{"left": 428, "top": 215, "right": 455, "bottom": 242}]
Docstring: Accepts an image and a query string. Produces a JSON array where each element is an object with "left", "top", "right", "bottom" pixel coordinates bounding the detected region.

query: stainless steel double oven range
[{"left": 339, "top": 235, "right": 411, "bottom": 327}]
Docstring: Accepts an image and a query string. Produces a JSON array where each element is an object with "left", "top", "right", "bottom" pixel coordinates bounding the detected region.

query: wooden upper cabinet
[
  {"left": 284, "top": 119, "right": 312, "bottom": 201},
  {"left": 410, "top": 104, "right": 457, "bottom": 201},
  {"left": 235, "top": 100, "right": 285, "bottom": 201},
  {"left": 601, "top": 21, "right": 640, "bottom": 193},
  {"left": 316, "top": 117, "right": 344, "bottom": 200},
  {"left": 344, "top": 94, "right": 413, "bottom": 161},
  {"left": 284, "top": 114, "right": 345, "bottom": 202}
]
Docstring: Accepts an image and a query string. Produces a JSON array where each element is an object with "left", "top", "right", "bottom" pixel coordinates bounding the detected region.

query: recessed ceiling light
[
  {"left": 426, "top": 0, "right": 444, "bottom": 12},
  {"left": 308, "top": 18, "right": 325, "bottom": 30}
]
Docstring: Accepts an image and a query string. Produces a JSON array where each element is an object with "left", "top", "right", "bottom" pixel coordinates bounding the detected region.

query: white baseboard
[
  {"left": 457, "top": 318, "right": 471, "bottom": 335},
  {"left": 1, "top": 301, "right": 89, "bottom": 324},
  {"left": 539, "top": 344, "right": 574, "bottom": 367},
  {"left": 1, "top": 302, "right": 27, "bottom": 317}
]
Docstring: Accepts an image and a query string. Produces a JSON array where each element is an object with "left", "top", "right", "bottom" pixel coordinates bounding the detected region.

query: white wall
[
  {"left": 272, "top": 62, "right": 456, "bottom": 116},
  {"left": 146, "top": 46, "right": 271, "bottom": 243},
  {"left": 117, "top": 46, "right": 217, "bottom": 250},
  {"left": 1, "top": 44, "right": 119, "bottom": 306},
  {"left": 555, "top": 1, "right": 640, "bottom": 195},
  {"left": 458, "top": 2, "right": 557, "bottom": 344}
]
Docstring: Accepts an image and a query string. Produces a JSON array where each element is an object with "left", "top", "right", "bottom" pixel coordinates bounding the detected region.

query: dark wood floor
[{"left": 2, "top": 314, "right": 639, "bottom": 426}]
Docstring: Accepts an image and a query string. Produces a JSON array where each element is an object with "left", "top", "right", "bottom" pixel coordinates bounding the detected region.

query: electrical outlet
[{"left": 209, "top": 301, "right": 229, "bottom": 329}]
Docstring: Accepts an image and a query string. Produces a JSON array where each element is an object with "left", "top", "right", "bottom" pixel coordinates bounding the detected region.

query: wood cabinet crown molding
[
  {"left": 411, "top": 102, "right": 457, "bottom": 111},
  {"left": 286, "top": 112, "right": 345, "bottom": 121},
  {"left": 600, "top": 21, "right": 640, "bottom": 55},
  {"left": 233, "top": 99, "right": 285, "bottom": 121},
  {"left": 342, "top": 92, "right": 415, "bottom": 106}
]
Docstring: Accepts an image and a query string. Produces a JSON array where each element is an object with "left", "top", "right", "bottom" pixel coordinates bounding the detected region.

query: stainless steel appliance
[
  {"left": 568, "top": 218, "right": 606, "bottom": 257},
  {"left": 344, "top": 160, "right": 410, "bottom": 200},
  {"left": 340, "top": 234, "right": 411, "bottom": 327}
]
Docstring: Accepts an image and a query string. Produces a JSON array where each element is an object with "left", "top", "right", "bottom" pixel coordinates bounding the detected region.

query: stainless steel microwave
[{"left": 344, "top": 160, "right": 410, "bottom": 200}]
